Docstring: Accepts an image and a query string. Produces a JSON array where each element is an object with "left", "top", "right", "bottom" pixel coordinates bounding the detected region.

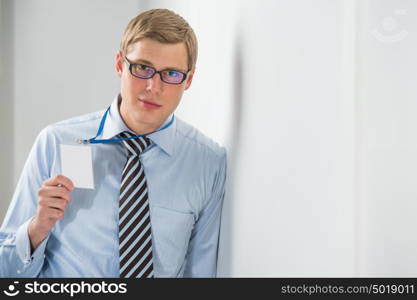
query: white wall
[
  {"left": 357, "top": 0, "right": 417, "bottom": 276},
  {"left": 2, "top": 0, "right": 417, "bottom": 277},
  {"left": 218, "top": 0, "right": 357, "bottom": 277}
]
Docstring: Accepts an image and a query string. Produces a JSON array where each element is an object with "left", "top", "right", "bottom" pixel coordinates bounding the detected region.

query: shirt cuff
[{"left": 15, "top": 218, "right": 49, "bottom": 265}]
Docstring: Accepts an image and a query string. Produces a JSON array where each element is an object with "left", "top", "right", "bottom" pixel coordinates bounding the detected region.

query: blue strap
[{"left": 78, "top": 106, "right": 175, "bottom": 144}]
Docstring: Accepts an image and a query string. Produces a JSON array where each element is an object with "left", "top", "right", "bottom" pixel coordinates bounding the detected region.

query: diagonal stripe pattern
[{"left": 118, "top": 131, "right": 154, "bottom": 278}]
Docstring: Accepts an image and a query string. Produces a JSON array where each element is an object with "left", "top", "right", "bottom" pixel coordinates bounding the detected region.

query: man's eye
[
  {"left": 133, "top": 64, "right": 154, "bottom": 75},
  {"left": 138, "top": 64, "right": 149, "bottom": 70},
  {"left": 167, "top": 71, "right": 180, "bottom": 77}
]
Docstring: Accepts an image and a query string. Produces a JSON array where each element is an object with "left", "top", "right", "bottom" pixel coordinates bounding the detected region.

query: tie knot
[{"left": 118, "top": 131, "right": 151, "bottom": 156}]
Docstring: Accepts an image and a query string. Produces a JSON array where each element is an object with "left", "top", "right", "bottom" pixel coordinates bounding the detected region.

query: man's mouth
[{"left": 139, "top": 99, "right": 162, "bottom": 109}]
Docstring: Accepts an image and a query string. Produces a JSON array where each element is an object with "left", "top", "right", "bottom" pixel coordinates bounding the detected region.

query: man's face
[{"left": 115, "top": 38, "right": 194, "bottom": 132}]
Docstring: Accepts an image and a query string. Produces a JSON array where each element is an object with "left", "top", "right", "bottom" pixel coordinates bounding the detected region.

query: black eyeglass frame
[{"left": 123, "top": 56, "right": 189, "bottom": 85}]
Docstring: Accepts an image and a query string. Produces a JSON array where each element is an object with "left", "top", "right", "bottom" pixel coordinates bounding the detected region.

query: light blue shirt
[{"left": 0, "top": 95, "right": 227, "bottom": 278}]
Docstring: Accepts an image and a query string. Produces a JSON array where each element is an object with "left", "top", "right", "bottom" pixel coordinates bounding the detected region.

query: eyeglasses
[{"left": 124, "top": 56, "right": 189, "bottom": 85}]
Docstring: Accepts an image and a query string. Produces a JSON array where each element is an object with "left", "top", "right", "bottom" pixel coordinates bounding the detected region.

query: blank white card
[{"left": 60, "top": 144, "right": 95, "bottom": 189}]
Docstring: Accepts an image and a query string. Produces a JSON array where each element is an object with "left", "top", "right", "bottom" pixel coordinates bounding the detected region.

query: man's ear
[
  {"left": 184, "top": 68, "right": 195, "bottom": 91},
  {"left": 115, "top": 51, "right": 124, "bottom": 78}
]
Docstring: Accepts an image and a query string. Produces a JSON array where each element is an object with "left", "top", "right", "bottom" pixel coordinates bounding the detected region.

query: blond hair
[{"left": 120, "top": 8, "right": 198, "bottom": 70}]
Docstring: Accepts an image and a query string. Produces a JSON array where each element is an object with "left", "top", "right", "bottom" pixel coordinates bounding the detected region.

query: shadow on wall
[{"left": 217, "top": 24, "right": 244, "bottom": 277}]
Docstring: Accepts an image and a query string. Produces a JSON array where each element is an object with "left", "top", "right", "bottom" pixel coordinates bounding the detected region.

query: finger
[
  {"left": 39, "top": 197, "right": 69, "bottom": 211},
  {"left": 39, "top": 186, "right": 72, "bottom": 203},
  {"left": 45, "top": 207, "right": 65, "bottom": 220},
  {"left": 44, "top": 175, "right": 74, "bottom": 192}
]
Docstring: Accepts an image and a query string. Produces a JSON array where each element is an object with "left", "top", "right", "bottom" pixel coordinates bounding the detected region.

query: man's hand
[{"left": 28, "top": 175, "right": 74, "bottom": 251}]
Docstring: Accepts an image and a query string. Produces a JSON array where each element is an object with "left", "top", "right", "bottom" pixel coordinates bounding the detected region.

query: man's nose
[{"left": 146, "top": 73, "right": 163, "bottom": 93}]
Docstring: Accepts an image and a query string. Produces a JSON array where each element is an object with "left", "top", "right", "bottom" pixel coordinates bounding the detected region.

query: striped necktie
[{"left": 118, "top": 131, "right": 154, "bottom": 278}]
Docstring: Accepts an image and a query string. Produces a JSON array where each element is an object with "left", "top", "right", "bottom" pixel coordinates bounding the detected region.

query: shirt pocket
[{"left": 150, "top": 205, "right": 194, "bottom": 277}]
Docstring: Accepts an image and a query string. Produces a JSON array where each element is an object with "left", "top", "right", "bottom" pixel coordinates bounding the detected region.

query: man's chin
[{"left": 133, "top": 114, "right": 167, "bottom": 132}]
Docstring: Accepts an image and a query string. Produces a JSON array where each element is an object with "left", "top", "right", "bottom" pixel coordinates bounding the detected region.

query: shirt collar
[{"left": 101, "top": 94, "right": 176, "bottom": 156}]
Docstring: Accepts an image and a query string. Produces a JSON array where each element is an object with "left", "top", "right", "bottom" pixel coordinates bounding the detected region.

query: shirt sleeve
[
  {"left": 0, "top": 127, "right": 54, "bottom": 277},
  {"left": 183, "top": 148, "right": 227, "bottom": 277}
]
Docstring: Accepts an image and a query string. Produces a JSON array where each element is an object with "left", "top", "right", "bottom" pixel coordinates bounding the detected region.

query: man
[{"left": 0, "top": 8, "right": 227, "bottom": 278}]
